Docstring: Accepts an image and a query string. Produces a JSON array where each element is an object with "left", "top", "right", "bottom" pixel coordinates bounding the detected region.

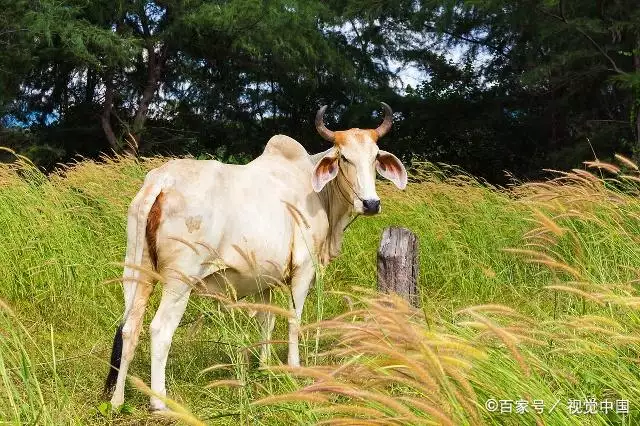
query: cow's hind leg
[
  {"left": 149, "top": 277, "right": 192, "bottom": 411},
  {"left": 108, "top": 251, "right": 154, "bottom": 409}
]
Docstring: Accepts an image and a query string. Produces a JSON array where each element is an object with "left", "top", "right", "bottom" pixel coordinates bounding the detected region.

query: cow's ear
[
  {"left": 312, "top": 152, "right": 339, "bottom": 192},
  {"left": 376, "top": 150, "right": 407, "bottom": 190}
]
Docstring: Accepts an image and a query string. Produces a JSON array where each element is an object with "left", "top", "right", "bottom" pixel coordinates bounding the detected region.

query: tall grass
[
  {"left": 0, "top": 150, "right": 638, "bottom": 424},
  {"left": 260, "top": 156, "right": 640, "bottom": 425}
]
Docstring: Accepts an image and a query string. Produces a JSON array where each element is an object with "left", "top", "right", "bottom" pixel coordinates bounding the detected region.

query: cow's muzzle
[{"left": 362, "top": 199, "right": 381, "bottom": 215}]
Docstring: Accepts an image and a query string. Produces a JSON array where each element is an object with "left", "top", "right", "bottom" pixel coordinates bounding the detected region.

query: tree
[
  {"left": 4, "top": 0, "right": 640, "bottom": 183},
  {"left": 2, "top": 0, "right": 387, "bottom": 158},
  {"left": 408, "top": 0, "right": 640, "bottom": 164}
]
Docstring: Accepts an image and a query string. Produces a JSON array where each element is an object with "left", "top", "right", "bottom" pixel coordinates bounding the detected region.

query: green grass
[{"left": 0, "top": 152, "right": 639, "bottom": 424}]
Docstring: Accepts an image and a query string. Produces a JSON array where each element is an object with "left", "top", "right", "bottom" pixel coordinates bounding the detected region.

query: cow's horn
[
  {"left": 315, "top": 105, "right": 335, "bottom": 143},
  {"left": 375, "top": 102, "right": 393, "bottom": 138}
]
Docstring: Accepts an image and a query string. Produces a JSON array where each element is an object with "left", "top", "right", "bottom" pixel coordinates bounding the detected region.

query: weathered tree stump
[{"left": 377, "top": 227, "right": 419, "bottom": 307}]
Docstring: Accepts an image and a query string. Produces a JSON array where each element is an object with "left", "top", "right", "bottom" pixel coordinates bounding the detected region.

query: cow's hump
[{"left": 262, "top": 135, "right": 309, "bottom": 162}]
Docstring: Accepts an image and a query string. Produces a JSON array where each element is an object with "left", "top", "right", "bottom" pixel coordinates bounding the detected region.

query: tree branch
[
  {"left": 139, "top": 5, "right": 152, "bottom": 38},
  {"left": 349, "top": 18, "right": 369, "bottom": 54},
  {"left": 538, "top": 1, "right": 627, "bottom": 75},
  {"left": 0, "top": 28, "right": 28, "bottom": 37},
  {"left": 423, "top": 25, "right": 510, "bottom": 59}
]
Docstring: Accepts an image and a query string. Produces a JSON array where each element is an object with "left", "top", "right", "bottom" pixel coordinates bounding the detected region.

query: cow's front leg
[
  {"left": 287, "top": 259, "right": 315, "bottom": 367},
  {"left": 255, "top": 287, "right": 276, "bottom": 366},
  {"left": 149, "top": 279, "right": 192, "bottom": 411}
]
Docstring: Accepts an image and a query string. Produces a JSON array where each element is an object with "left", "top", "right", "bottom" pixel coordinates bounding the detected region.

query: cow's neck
[{"left": 312, "top": 149, "right": 354, "bottom": 264}]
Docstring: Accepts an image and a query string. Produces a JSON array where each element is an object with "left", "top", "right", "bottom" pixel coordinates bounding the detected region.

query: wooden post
[{"left": 377, "top": 227, "right": 419, "bottom": 307}]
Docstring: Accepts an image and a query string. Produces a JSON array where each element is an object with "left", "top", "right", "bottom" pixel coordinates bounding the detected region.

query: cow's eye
[{"left": 342, "top": 157, "right": 352, "bottom": 164}]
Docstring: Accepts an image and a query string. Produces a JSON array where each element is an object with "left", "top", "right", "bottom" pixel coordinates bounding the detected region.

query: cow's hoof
[
  {"left": 110, "top": 398, "right": 124, "bottom": 411},
  {"left": 150, "top": 401, "right": 168, "bottom": 412}
]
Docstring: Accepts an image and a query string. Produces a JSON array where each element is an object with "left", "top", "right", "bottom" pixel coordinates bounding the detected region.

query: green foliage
[
  {"left": 24, "top": 0, "right": 137, "bottom": 68},
  {"left": 450, "top": 0, "right": 640, "bottom": 164},
  {"left": 0, "top": 0, "right": 33, "bottom": 110},
  {"left": 3, "top": 0, "right": 640, "bottom": 182}
]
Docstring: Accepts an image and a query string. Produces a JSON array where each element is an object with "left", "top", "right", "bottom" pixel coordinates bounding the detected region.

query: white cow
[{"left": 104, "top": 103, "right": 408, "bottom": 411}]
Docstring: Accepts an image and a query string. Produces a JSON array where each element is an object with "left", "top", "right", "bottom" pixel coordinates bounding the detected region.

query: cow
[{"left": 104, "top": 103, "right": 408, "bottom": 411}]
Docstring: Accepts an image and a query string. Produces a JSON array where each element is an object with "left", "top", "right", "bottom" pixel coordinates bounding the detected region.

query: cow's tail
[
  {"left": 104, "top": 324, "right": 123, "bottom": 395},
  {"left": 104, "top": 174, "right": 165, "bottom": 395}
]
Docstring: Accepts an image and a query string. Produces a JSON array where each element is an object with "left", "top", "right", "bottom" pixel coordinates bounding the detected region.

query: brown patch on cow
[
  {"left": 367, "top": 129, "right": 380, "bottom": 143},
  {"left": 185, "top": 215, "right": 202, "bottom": 233},
  {"left": 334, "top": 131, "right": 348, "bottom": 146},
  {"left": 146, "top": 192, "right": 164, "bottom": 270},
  {"left": 333, "top": 129, "right": 378, "bottom": 146}
]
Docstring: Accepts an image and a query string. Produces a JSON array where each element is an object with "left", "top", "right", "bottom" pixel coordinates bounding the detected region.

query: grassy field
[{"left": 1, "top": 151, "right": 639, "bottom": 425}]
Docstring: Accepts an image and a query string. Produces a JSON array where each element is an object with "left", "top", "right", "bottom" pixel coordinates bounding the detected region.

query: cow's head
[{"left": 312, "top": 103, "right": 407, "bottom": 215}]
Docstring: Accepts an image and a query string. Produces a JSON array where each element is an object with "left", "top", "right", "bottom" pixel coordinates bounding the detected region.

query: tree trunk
[
  {"left": 100, "top": 73, "right": 118, "bottom": 152},
  {"left": 129, "top": 44, "right": 167, "bottom": 155},
  {"left": 85, "top": 68, "right": 96, "bottom": 105}
]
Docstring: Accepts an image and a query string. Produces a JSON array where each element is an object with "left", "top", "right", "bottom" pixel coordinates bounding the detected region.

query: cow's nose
[{"left": 362, "top": 199, "right": 381, "bottom": 215}]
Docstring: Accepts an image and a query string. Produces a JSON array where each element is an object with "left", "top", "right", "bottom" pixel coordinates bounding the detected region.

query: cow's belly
[
  {"left": 191, "top": 231, "right": 295, "bottom": 300},
  {"left": 196, "top": 267, "right": 284, "bottom": 300}
]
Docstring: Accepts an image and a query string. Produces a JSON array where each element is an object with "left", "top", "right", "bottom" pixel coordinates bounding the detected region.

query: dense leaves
[{"left": 0, "top": 0, "right": 639, "bottom": 182}]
